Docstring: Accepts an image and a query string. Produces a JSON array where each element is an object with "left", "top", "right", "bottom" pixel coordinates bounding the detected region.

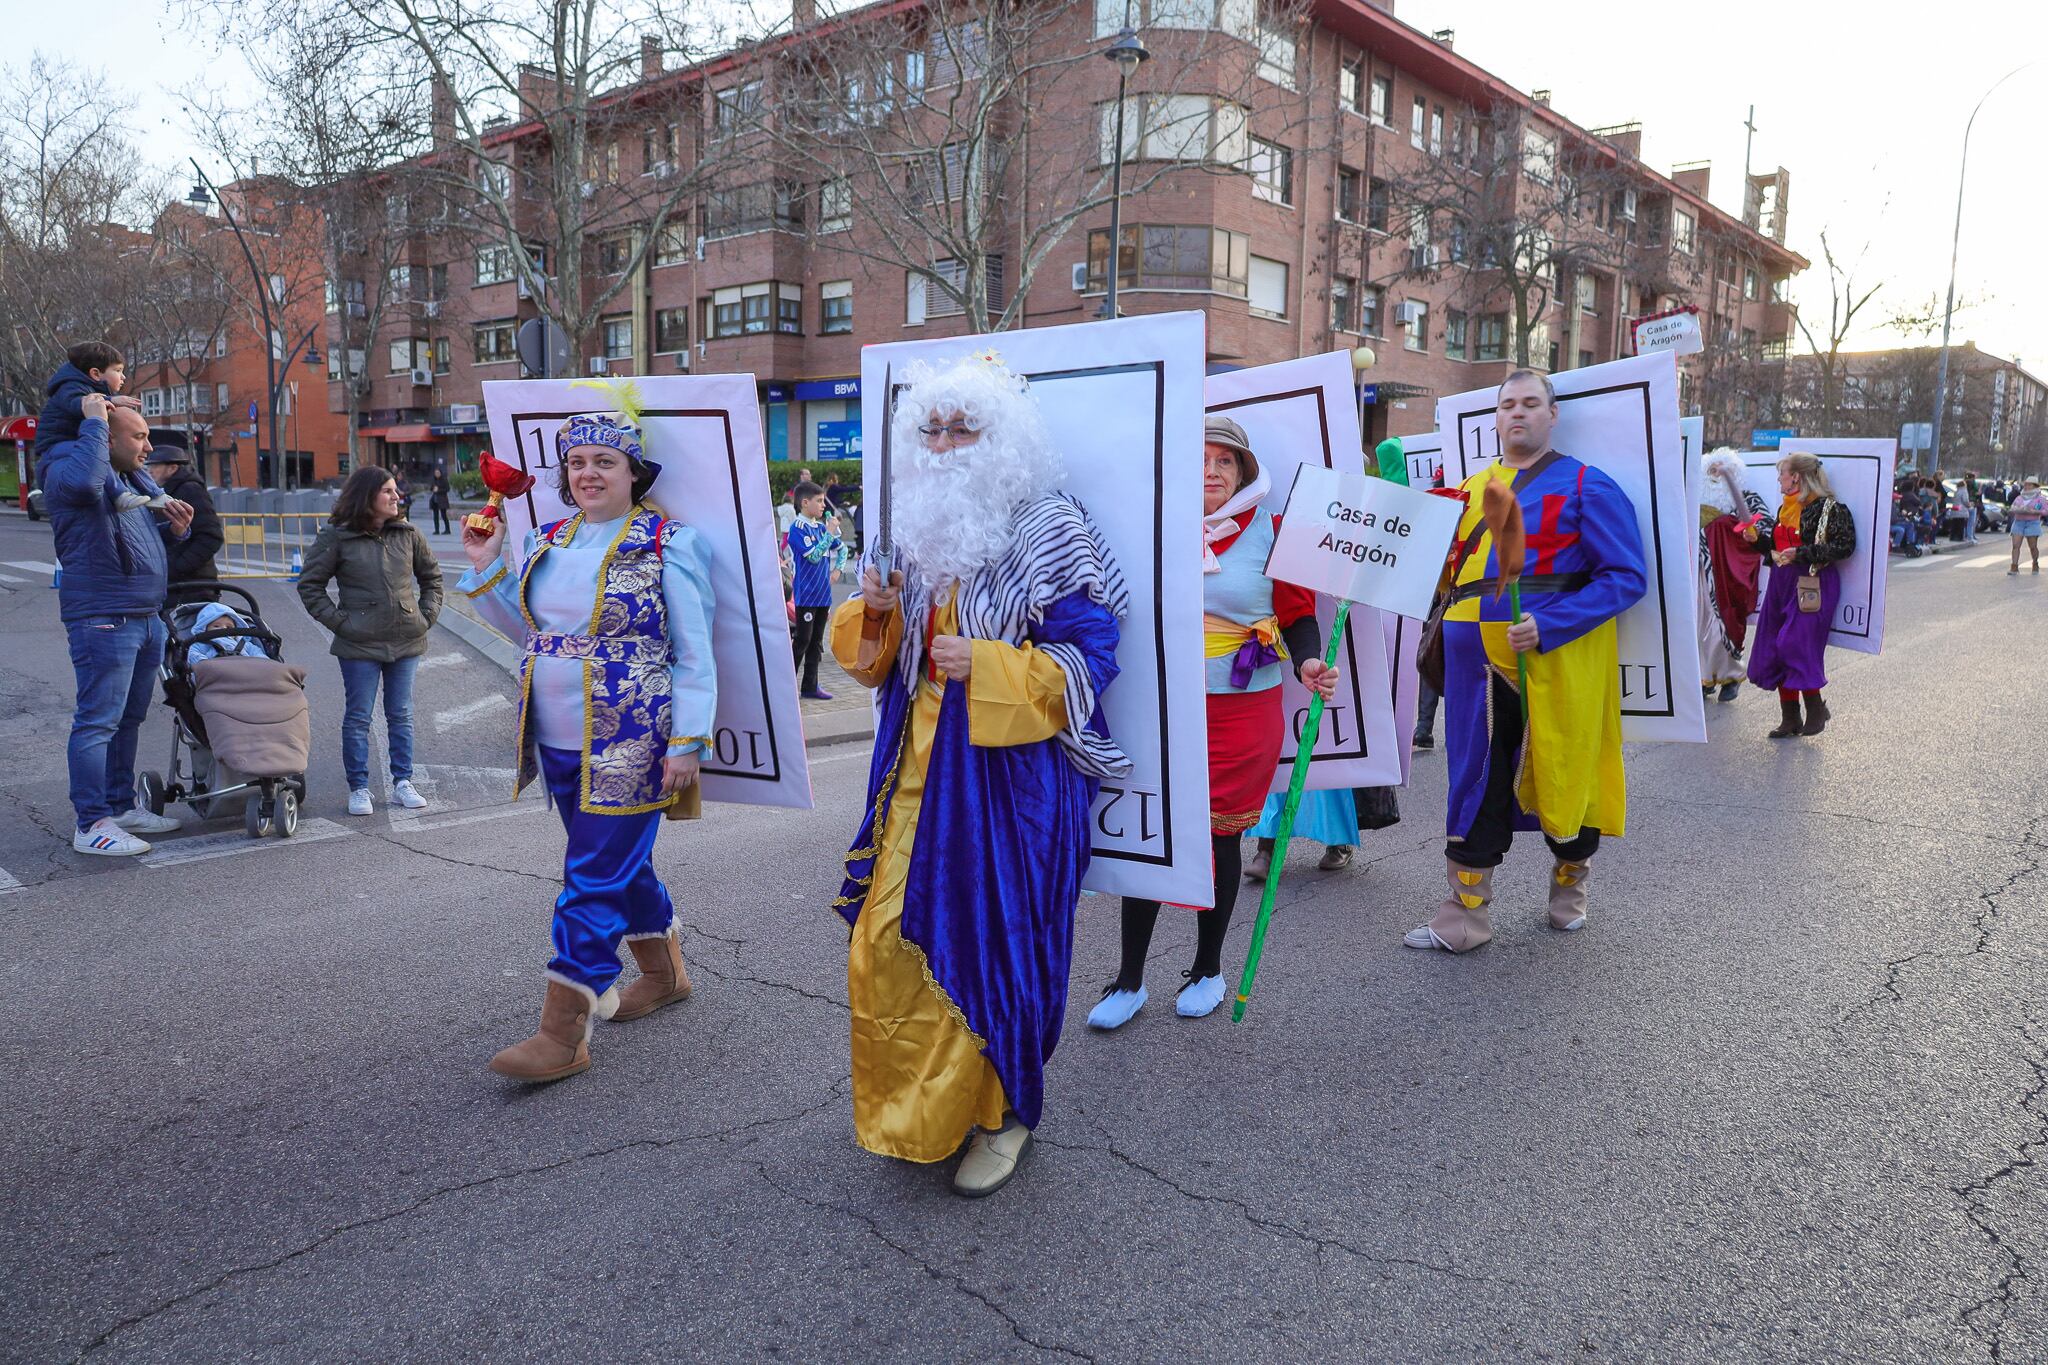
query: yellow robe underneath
[{"left": 829, "top": 591, "right": 1072, "bottom": 1162}]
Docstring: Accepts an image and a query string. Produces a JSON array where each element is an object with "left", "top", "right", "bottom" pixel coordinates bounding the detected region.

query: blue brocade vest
[{"left": 513, "top": 507, "right": 676, "bottom": 815}]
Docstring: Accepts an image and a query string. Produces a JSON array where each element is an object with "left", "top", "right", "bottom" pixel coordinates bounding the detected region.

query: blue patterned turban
[{"left": 556, "top": 412, "right": 643, "bottom": 463}]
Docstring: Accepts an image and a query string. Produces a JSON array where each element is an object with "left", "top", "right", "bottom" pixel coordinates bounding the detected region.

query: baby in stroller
[{"left": 141, "top": 584, "right": 312, "bottom": 839}]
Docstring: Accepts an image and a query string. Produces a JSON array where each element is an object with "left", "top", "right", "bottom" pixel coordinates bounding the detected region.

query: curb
[{"left": 431, "top": 608, "right": 876, "bottom": 750}]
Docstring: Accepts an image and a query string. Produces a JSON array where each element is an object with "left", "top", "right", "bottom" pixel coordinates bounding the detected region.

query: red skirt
[{"left": 1207, "top": 688, "right": 1284, "bottom": 835}]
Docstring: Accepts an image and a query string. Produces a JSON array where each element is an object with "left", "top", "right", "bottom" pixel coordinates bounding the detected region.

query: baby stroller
[{"left": 138, "top": 583, "right": 312, "bottom": 839}]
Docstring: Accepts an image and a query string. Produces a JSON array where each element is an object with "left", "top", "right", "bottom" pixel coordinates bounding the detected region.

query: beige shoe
[
  {"left": 1548, "top": 859, "right": 1591, "bottom": 931},
  {"left": 1243, "top": 838, "right": 1274, "bottom": 882},
  {"left": 953, "top": 1119, "right": 1032, "bottom": 1198},
  {"left": 1317, "top": 844, "right": 1354, "bottom": 871},
  {"left": 1404, "top": 860, "right": 1494, "bottom": 952},
  {"left": 490, "top": 979, "right": 606, "bottom": 1082},
  {"left": 613, "top": 925, "right": 693, "bottom": 1021}
]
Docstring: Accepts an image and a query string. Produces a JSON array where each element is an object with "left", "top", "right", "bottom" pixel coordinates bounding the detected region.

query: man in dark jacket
[
  {"left": 145, "top": 446, "right": 223, "bottom": 587},
  {"left": 45, "top": 397, "right": 195, "bottom": 856}
]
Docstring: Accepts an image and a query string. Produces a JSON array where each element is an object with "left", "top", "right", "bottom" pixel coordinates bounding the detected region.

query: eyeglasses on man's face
[{"left": 917, "top": 422, "right": 981, "bottom": 440}]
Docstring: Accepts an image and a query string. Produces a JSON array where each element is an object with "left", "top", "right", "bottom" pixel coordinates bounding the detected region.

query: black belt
[{"left": 1450, "top": 571, "right": 1592, "bottom": 605}]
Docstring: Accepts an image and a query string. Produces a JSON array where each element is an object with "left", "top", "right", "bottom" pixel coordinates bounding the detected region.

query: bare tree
[
  {"left": 1790, "top": 229, "right": 1883, "bottom": 436},
  {"left": 732, "top": 0, "right": 1320, "bottom": 331},
  {"left": 125, "top": 228, "right": 240, "bottom": 455}
]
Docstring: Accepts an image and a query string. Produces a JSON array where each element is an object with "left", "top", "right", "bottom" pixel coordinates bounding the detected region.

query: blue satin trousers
[{"left": 539, "top": 746, "right": 674, "bottom": 995}]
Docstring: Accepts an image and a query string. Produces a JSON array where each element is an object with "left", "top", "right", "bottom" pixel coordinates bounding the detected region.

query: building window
[
  {"left": 474, "top": 244, "right": 515, "bottom": 286},
  {"left": 1360, "top": 284, "right": 1384, "bottom": 337},
  {"left": 1337, "top": 167, "right": 1361, "bottom": 222},
  {"left": 742, "top": 287, "right": 772, "bottom": 334},
  {"left": 386, "top": 265, "right": 413, "bottom": 299},
  {"left": 141, "top": 388, "right": 164, "bottom": 417},
  {"left": 1743, "top": 267, "right": 1761, "bottom": 301},
  {"left": 1370, "top": 74, "right": 1393, "bottom": 126},
  {"left": 1254, "top": 2, "right": 1296, "bottom": 88},
  {"left": 821, "top": 280, "right": 853, "bottom": 334},
  {"left": 433, "top": 337, "right": 451, "bottom": 374},
  {"left": 1430, "top": 105, "right": 1444, "bottom": 158},
  {"left": 1248, "top": 254, "right": 1288, "bottom": 318},
  {"left": 711, "top": 287, "right": 744, "bottom": 338},
  {"left": 1521, "top": 128, "right": 1556, "bottom": 183},
  {"left": 422, "top": 264, "right": 448, "bottom": 302},
  {"left": 905, "top": 270, "right": 927, "bottom": 326},
  {"left": 1673, "top": 207, "right": 1698, "bottom": 255},
  {"left": 1086, "top": 224, "right": 1248, "bottom": 296},
  {"left": 596, "top": 231, "right": 638, "bottom": 276},
  {"left": 654, "top": 222, "right": 692, "bottom": 267},
  {"left": 926, "top": 21, "right": 987, "bottom": 87},
  {"left": 820, "top": 177, "right": 851, "bottom": 233},
  {"left": 1576, "top": 274, "right": 1598, "bottom": 313},
  {"left": 1403, "top": 301, "right": 1428, "bottom": 351},
  {"left": 641, "top": 122, "right": 679, "bottom": 174},
  {"left": 601, "top": 317, "right": 633, "bottom": 360},
  {"left": 1448, "top": 216, "right": 1469, "bottom": 264},
  {"left": 1579, "top": 349, "right": 1595, "bottom": 369},
  {"left": 715, "top": 80, "right": 762, "bottom": 132},
  {"left": 705, "top": 281, "right": 801, "bottom": 338},
  {"left": 1411, "top": 96, "right": 1426, "bottom": 149},
  {"left": 1340, "top": 60, "right": 1361, "bottom": 112},
  {"left": 1331, "top": 275, "right": 1354, "bottom": 332},
  {"left": 169, "top": 386, "right": 188, "bottom": 414},
  {"left": 1099, "top": 95, "right": 1248, "bottom": 166},
  {"left": 1475, "top": 314, "right": 1508, "bottom": 362},
  {"left": 1248, "top": 138, "right": 1292, "bottom": 205},
  {"left": 473, "top": 321, "right": 516, "bottom": 364},
  {"left": 389, "top": 338, "right": 418, "bottom": 374},
  {"left": 654, "top": 307, "right": 689, "bottom": 354},
  {"left": 706, "top": 181, "right": 803, "bottom": 238},
  {"left": 1446, "top": 309, "right": 1468, "bottom": 360},
  {"left": 916, "top": 256, "right": 1005, "bottom": 319},
  {"left": 1408, "top": 209, "right": 1436, "bottom": 269},
  {"left": 922, "top": 143, "right": 969, "bottom": 205},
  {"left": 777, "top": 283, "right": 802, "bottom": 334},
  {"left": 1367, "top": 177, "right": 1390, "bottom": 233}
]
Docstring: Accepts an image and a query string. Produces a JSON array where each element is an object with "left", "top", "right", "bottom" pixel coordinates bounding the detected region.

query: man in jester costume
[
  {"left": 459, "top": 383, "right": 717, "bottom": 1081},
  {"left": 1406, "top": 369, "right": 1646, "bottom": 953},
  {"left": 831, "top": 351, "right": 1129, "bottom": 1197}
]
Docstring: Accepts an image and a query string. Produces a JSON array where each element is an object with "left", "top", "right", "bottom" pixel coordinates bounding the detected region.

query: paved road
[{"left": 1, "top": 512, "right": 2042, "bottom": 1361}]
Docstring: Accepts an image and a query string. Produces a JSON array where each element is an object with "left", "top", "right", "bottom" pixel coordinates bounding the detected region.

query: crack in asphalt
[
  {"left": 366, "top": 829, "right": 562, "bottom": 888},
  {"left": 1033, "top": 1130, "right": 1537, "bottom": 1294},
  {"left": 753, "top": 1166, "right": 1095, "bottom": 1362},
  {"left": 70, "top": 1089, "right": 849, "bottom": 1360},
  {"left": 1633, "top": 789, "right": 2011, "bottom": 845},
  {"left": 1953, "top": 1014, "right": 2048, "bottom": 1362}
]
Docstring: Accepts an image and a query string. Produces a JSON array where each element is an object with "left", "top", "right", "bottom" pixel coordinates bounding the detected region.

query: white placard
[
  {"left": 480, "top": 375, "right": 814, "bottom": 810},
  {"left": 1741, "top": 439, "right": 1894, "bottom": 655},
  {"left": 861, "top": 313, "right": 1210, "bottom": 908},
  {"left": 1437, "top": 352, "right": 1706, "bottom": 744},
  {"left": 1397, "top": 429, "right": 1445, "bottom": 489},
  {"left": 1632, "top": 310, "right": 1705, "bottom": 357},
  {"left": 1383, "top": 610, "right": 1421, "bottom": 787},
  {"left": 1207, "top": 351, "right": 1401, "bottom": 791},
  {"left": 1266, "top": 466, "right": 1464, "bottom": 620}
]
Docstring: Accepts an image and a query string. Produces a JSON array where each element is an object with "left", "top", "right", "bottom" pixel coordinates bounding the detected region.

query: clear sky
[{"left": 18, "top": 0, "right": 2047, "bottom": 370}]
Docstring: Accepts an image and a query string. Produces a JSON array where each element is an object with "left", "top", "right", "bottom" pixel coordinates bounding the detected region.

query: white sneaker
[
  {"left": 391, "top": 780, "right": 428, "bottom": 810},
  {"left": 1086, "top": 984, "right": 1146, "bottom": 1030},
  {"left": 347, "top": 788, "right": 374, "bottom": 816},
  {"left": 1403, "top": 924, "right": 1452, "bottom": 950},
  {"left": 1175, "top": 973, "right": 1227, "bottom": 1018},
  {"left": 73, "top": 818, "right": 150, "bottom": 856},
  {"left": 113, "top": 806, "right": 181, "bottom": 834}
]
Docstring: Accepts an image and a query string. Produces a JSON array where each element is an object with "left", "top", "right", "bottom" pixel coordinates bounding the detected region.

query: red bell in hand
[{"left": 466, "top": 450, "right": 536, "bottom": 534}]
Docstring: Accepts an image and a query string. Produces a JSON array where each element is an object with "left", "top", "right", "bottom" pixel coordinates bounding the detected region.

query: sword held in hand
[{"left": 869, "top": 362, "right": 894, "bottom": 585}]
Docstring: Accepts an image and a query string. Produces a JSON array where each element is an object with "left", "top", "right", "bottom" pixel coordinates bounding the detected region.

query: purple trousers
[{"left": 1747, "top": 562, "right": 1838, "bottom": 692}]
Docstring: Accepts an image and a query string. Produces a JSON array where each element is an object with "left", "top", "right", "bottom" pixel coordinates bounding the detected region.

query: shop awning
[{"left": 361, "top": 424, "right": 434, "bottom": 443}]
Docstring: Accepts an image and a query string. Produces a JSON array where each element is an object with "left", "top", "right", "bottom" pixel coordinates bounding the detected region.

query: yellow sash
[{"left": 1202, "top": 613, "right": 1283, "bottom": 660}]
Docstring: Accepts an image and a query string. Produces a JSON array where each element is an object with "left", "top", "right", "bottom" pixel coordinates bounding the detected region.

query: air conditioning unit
[
  {"left": 588, "top": 357, "right": 608, "bottom": 375},
  {"left": 579, "top": 180, "right": 597, "bottom": 199},
  {"left": 1071, "top": 262, "right": 1089, "bottom": 292},
  {"left": 652, "top": 159, "right": 674, "bottom": 179},
  {"left": 1409, "top": 245, "right": 1439, "bottom": 270},
  {"left": 1393, "top": 300, "right": 1426, "bottom": 327},
  {"left": 673, "top": 351, "right": 690, "bottom": 371},
  {"left": 409, "top": 367, "right": 433, "bottom": 387},
  {"left": 423, "top": 300, "right": 442, "bottom": 318}
]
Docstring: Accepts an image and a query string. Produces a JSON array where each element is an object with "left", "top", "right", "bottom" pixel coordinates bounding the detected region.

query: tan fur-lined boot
[
  {"left": 490, "top": 980, "right": 598, "bottom": 1082},
  {"left": 1404, "top": 860, "right": 1494, "bottom": 952},
  {"left": 1548, "top": 859, "right": 1591, "bottom": 932},
  {"left": 614, "top": 926, "right": 693, "bottom": 1021}
]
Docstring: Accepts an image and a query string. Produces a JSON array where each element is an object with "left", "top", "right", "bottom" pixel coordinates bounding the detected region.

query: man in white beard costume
[
  {"left": 1696, "top": 449, "right": 1769, "bottom": 702},
  {"left": 829, "top": 350, "right": 1131, "bottom": 1197}
]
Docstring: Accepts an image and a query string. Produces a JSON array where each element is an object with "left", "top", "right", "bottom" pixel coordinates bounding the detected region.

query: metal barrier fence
[{"left": 217, "top": 511, "right": 330, "bottom": 579}]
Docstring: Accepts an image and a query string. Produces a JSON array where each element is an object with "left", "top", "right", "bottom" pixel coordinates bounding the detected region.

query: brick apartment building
[
  {"left": 1772, "top": 341, "right": 2048, "bottom": 476},
  {"left": 325, "top": 0, "right": 1807, "bottom": 482},
  {"left": 125, "top": 189, "right": 350, "bottom": 487}
]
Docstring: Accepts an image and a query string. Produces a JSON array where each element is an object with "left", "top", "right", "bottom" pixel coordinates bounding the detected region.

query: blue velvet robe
[{"left": 836, "top": 591, "right": 1121, "bottom": 1130}]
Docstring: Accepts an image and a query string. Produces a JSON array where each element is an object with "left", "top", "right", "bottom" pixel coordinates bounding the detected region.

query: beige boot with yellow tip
[
  {"left": 1548, "top": 859, "right": 1591, "bottom": 932},
  {"left": 1405, "top": 860, "right": 1494, "bottom": 952}
]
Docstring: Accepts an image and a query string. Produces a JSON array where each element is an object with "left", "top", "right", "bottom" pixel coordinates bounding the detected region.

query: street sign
[
  {"left": 1901, "top": 422, "right": 1933, "bottom": 451},
  {"left": 247, "top": 400, "right": 258, "bottom": 422},
  {"left": 516, "top": 318, "right": 571, "bottom": 378},
  {"left": 1752, "top": 427, "right": 1799, "bottom": 449},
  {"left": 1630, "top": 307, "right": 1705, "bottom": 357}
]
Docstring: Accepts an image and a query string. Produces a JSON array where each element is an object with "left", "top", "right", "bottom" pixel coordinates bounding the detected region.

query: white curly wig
[
  {"left": 1701, "top": 447, "right": 1747, "bottom": 517},
  {"left": 891, "top": 351, "right": 1064, "bottom": 585}
]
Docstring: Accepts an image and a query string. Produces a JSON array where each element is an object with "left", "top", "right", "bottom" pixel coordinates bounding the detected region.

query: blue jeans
[
  {"left": 338, "top": 656, "right": 418, "bottom": 791},
  {"left": 65, "top": 612, "right": 167, "bottom": 831}
]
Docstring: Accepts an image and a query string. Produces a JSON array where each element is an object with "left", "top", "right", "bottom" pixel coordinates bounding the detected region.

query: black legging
[{"left": 1111, "top": 833, "right": 1243, "bottom": 990}]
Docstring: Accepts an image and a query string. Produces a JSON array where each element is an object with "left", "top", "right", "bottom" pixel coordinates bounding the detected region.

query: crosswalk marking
[
  {"left": 5, "top": 560, "right": 56, "bottom": 575},
  {"left": 0, "top": 865, "right": 22, "bottom": 895},
  {"left": 415, "top": 654, "right": 461, "bottom": 671},
  {"left": 434, "top": 694, "right": 512, "bottom": 729},
  {"left": 0, "top": 573, "right": 25, "bottom": 586},
  {"left": 140, "top": 817, "right": 354, "bottom": 867}
]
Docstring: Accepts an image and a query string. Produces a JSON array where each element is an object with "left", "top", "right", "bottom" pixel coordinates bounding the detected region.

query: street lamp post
[
  {"left": 1928, "top": 64, "right": 2030, "bottom": 475},
  {"left": 189, "top": 162, "right": 282, "bottom": 490},
  {"left": 1352, "top": 345, "right": 1377, "bottom": 455},
  {"left": 1097, "top": 28, "right": 1150, "bottom": 321}
]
